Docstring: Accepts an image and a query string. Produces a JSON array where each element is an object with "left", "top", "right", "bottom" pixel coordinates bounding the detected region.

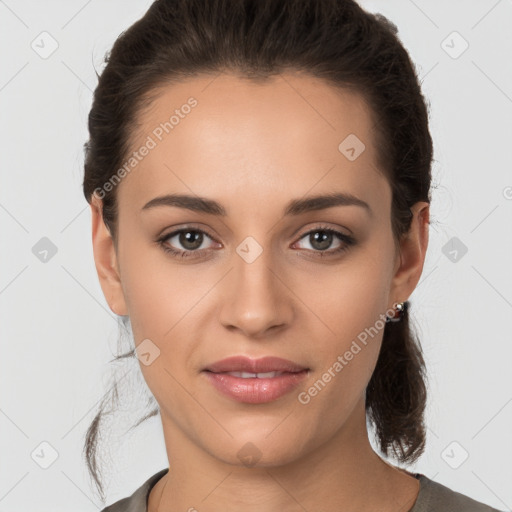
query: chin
[{"left": 204, "top": 431, "right": 310, "bottom": 469}]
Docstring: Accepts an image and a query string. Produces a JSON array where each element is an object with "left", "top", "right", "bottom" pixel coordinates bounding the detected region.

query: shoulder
[
  {"left": 100, "top": 468, "right": 169, "bottom": 512},
  {"left": 412, "top": 474, "right": 505, "bottom": 512}
]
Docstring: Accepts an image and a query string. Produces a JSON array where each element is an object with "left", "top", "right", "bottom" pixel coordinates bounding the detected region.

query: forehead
[{"left": 117, "top": 72, "right": 389, "bottom": 214}]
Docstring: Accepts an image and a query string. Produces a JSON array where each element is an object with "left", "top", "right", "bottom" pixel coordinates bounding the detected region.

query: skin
[{"left": 91, "top": 71, "right": 429, "bottom": 512}]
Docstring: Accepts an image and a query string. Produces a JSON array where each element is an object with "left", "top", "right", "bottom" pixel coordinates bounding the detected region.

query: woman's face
[{"left": 92, "top": 71, "right": 428, "bottom": 468}]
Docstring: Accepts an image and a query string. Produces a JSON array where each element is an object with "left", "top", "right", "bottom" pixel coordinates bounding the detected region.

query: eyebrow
[{"left": 141, "top": 192, "right": 372, "bottom": 217}]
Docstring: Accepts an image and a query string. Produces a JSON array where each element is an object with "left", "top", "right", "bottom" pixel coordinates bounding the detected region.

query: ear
[
  {"left": 90, "top": 194, "right": 128, "bottom": 316},
  {"left": 389, "top": 201, "right": 430, "bottom": 306}
]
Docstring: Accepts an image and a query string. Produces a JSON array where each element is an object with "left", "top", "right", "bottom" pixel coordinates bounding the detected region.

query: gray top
[{"left": 101, "top": 468, "right": 504, "bottom": 512}]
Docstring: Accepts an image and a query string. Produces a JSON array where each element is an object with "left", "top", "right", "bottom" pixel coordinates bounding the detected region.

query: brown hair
[{"left": 82, "top": 0, "right": 432, "bottom": 500}]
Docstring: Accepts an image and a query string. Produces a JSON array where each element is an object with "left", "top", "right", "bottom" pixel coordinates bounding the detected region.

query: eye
[
  {"left": 156, "top": 227, "right": 218, "bottom": 258},
  {"left": 293, "top": 225, "right": 356, "bottom": 257},
  {"left": 156, "top": 224, "right": 356, "bottom": 260}
]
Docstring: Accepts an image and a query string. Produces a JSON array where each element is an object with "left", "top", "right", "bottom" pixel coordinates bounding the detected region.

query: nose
[{"left": 218, "top": 242, "right": 294, "bottom": 339}]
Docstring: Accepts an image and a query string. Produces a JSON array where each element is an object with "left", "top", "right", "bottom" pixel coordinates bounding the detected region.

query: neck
[{"left": 149, "top": 398, "right": 419, "bottom": 512}]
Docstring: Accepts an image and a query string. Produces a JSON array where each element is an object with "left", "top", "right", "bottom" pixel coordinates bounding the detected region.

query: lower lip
[{"left": 203, "top": 370, "right": 309, "bottom": 404}]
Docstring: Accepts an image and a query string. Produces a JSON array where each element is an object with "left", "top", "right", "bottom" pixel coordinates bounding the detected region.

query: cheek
[
  {"left": 117, "top": 232, "right": 194, "bottom": 338},
  {"left": 295, "top": 246, "right": 392, "bottom": 345},
  {"left": 293, "top": 245, "right": 393, "bottom": 400},
  {"left": 116, "top": 235, "right": 207, "bottom": 392},
  {"left": 296, "top": 293, "right": 387, "bottom": 433}
]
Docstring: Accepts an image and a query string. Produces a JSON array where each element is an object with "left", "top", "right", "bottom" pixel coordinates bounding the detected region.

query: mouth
[{"left": 202, "top": 356, "right": 310, "bottom": 404}]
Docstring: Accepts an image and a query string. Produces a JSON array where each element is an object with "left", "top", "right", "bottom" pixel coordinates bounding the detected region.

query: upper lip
[{"left": 203, "top": 356, "right": 308, "bottom": 373}]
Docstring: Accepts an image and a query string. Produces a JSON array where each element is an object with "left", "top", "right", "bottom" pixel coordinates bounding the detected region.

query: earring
[{"left": 386, "top": 301, "right": 408, "bottom": 323}]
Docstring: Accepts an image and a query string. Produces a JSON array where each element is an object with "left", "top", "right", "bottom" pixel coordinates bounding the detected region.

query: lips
[
  {"left": 203, "top": 355, "right": 308, "bottom": 374},
  {"left": 202, "top": 356, "right": 310, "bottom": 403}
]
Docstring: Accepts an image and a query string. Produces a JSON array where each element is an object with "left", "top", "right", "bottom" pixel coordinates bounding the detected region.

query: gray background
[{"left": 1, "top": 0, "right": 511, "bottom": 510}]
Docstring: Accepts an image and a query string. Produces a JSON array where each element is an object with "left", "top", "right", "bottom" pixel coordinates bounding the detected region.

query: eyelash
[
  {"left": 157, "top": 226, "right": 356, "bottom": 258},
  {"left": 156, "top": 224, "right": 356, "bottom": 260}
]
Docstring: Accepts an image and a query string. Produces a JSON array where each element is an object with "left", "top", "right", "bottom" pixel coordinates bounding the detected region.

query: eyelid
[
  {"left": 158, "top": 223, "right": 219, "bottom": 243},
  {"left": 158, "top": 222, "right": 352, "bottom": 242},
  {"left": 295, "top": 223, "right": 352, "bottom": 239}
]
